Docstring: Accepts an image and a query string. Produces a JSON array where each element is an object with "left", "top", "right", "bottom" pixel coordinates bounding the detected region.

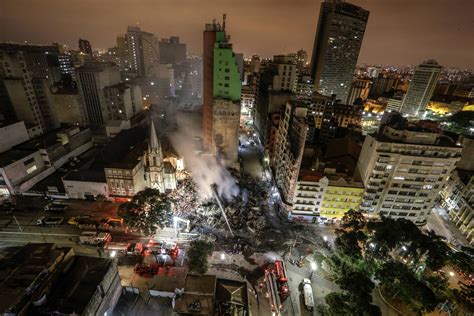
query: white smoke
[{"left": 166, "top": 110, "right": 240, "bottom": 200}]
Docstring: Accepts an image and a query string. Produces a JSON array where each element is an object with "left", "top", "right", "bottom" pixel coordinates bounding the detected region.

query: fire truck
[{"left": 265, "top": 259, "right": 290, "bottom": 315}]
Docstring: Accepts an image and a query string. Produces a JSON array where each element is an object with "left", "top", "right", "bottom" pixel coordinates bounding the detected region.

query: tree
[
  {"left": 376, "top": 261, "right": 439, "bottom": 313},
  {"left": 187, "top": 240, "right": 214, "bottom": 274},
  {"left": 339, "top": 209, "right": 366, "bottom": 232},
  {"left": 317, "top": 292, "right": 353, "bottom": 315},
  {"left": 334, "top": 230, "right": 365, "bottom": 259},
  {"left": 118, "top": 188, "right": 172, "bottom": 236}
]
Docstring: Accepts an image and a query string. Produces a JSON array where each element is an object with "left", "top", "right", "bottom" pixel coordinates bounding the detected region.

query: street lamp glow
[
  {"left": 110, "top": 250, "right": 117, "bottom": 258},
  {"left": 449, "top": 271, "right": 455, "bottom": 277},
  {"left": 401, "top": 245, "right": 407, "bottom": 251},
  {"left": 369, "top": 242, "right": 376, "bottom": 249},
  {"left": 310, "top": 262, "right": 317, "bottom": 271},
  {"left": 323, "top": 236, "right": 328, "bottom": 242},
  {"left": 220, "top": 253, "right": 226, "bottom": 260}
]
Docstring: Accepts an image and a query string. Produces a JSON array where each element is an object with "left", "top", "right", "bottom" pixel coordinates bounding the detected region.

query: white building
[
  {"left": 399, "top": 60, "right": 441, "bottom": 117},
  {"left": 269, "top": 55, "right": 299, "bottom": 92},
  {"left": 0, "top": 121, "right": 29, "bottom": 153},
  {"left": 439, "top": 170, "right": 473, "bottom": 245},
  {"left": 357, "top": 125, "right": 462, "bottom": 225}
]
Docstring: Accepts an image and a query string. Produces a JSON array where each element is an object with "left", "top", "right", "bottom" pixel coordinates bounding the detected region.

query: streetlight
[
  {"left": 323, "top": 235, "right": 328, "bottom": 242},
  {"left": 449, "top": 271, "right": 455, "bottom": 277},
  {"left": 220, "top": 253, "right": 226, "bottom": 260}
]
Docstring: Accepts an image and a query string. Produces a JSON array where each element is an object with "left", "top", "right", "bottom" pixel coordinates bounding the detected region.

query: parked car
[
  {"left": 68, "top": 215, "right": 93, "bottom": 226},
  {"left": 44, "top": 202, "right": 68, "bottom": 212},
  {"left": 36, "top": 216, "right": 64, "bottom": 226}
]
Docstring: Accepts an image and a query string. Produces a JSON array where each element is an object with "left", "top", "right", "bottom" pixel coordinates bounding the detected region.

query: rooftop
[
  {"left": 39, "top": 256, "right": 115, "bottom": 315},
  {"left": 0, "top": 148, "right": 36, "bottom": 167},
  {"left": 0, "top": 243, "right": 73, "bottom": 314},
  {"left": 63, "top": 169, "right": 106, "bottom": 183}
]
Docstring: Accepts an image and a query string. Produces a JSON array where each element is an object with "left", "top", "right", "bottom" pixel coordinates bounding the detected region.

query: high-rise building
[
  {"left": 78, "top": 38, "right": 93, "bottom": 55},
  {"left": 272, "top": 102, "right": 308, "bottom": 204},
  {"left": 347, "top": 78, "right": 371, "bottom": 105},
  {"left": 310, "top": 0, "right": 369, "bottom": 102},
  {"left": 295, "top": 49, "right": 309, "bottom": 71},
  {"left": 0, "top": 43, "right": 62, "bottom": 134},
  {"left": 268, "top": 55, "right": 299, "bottom": 92},
  {"left": 126, "top": 26, "right": 159, "bottom": 77},
  {"left": 439, "top": 169, "right": 473, "bottom": 245},
  {"left": 76, "top": 62, "right": 121, "bottom": 127},
  {"left": 159, "top": 37, "right": 186, "bottom": 65},
  {"left": 356, "top": 123, "right": 462, "bottom": 225},
  {"left": 399, "top": 60, "right": 442, "bottom": 117},
  {"left": 202, "top": 15, "right": 242, "bottom": 165},
  {"left": 202, "top": 20, "right": 222, "bottom": 152}
]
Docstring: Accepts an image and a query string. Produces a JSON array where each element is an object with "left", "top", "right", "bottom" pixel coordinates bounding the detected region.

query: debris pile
[{"left": 168, "top": 175, "right": 269, "bottom": 238}]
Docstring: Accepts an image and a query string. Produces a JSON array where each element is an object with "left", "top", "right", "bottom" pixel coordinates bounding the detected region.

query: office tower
[
  {"left": 357, "top": 122, "right": 462, "bottom": 225},
  {"left": 347, "top": 78, "right": 371, "bottom": 105},
  {"left": 78, "top": 38, "right": 93, "bottom": 55},
  {"left": 310, "top": 0, "right": 369, "bottom": 102},
  {"left": 126, "top": 26, "right": 159, "bottom": 77},
  {"left": 159, "top": 37, "right": 186, "bottom": 65},
  {"left": 76, "top": 62, "right": 121, "bottom": 127},
  {"left": 399, "top": 60, "right": 442, "bottom": 117}
]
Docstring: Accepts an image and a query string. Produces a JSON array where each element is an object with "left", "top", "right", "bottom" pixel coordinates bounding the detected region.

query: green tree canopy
[
  {"left": 187, "top": 240, "right": 214, "bottom": 274},
  {"left": 118, "top": 188, "right": 172, "bottom": 236}
]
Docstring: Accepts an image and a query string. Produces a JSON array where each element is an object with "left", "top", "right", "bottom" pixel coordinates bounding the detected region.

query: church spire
[{"left": 149, "top": 120, "right": 160, "bottom": 153}]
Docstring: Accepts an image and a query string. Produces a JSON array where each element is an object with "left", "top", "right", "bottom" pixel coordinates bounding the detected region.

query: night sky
[{"left": 1, "top": 0, "right": 473, "bottom": 68}]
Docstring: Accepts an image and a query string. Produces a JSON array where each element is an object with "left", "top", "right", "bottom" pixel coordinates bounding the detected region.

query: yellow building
[{"left": 320, "top": 180, "right": 364, "bottom": 220}]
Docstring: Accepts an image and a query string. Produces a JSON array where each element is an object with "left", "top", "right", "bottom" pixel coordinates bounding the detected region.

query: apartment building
[
  {"left": 439, "top": 170, "right": 473, "bottom": 245},
  {"left": 272, "top": 102, "right": 308, "bottom": 204},
  {"left": 291, "top": 173, "right": 363, "bottom": 223},
  {"left": 357, "top": 124, "right": 462, "bottom": 225}
]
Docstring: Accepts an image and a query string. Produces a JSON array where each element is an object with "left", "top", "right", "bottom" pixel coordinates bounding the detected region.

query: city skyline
[{"left": 1, "top": 0, "right": 473, "bottom": 69}]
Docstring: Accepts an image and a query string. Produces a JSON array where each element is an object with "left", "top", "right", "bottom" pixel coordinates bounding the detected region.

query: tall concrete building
[
  {"left": 76, "top": 62, "right": 121, "bottom": 127},
  {"left": 0, "top": 43, "right": 62, "bottom": 135},
  {"left": 347, "top": 78, "right": 371, "bottom": 105},
  {"left": 272, "top": 102, "right": 308, "bottom": 204},
  {"left": 268, "top": 55, "right": 299, "bottom": 92},
  {"left": 126, "top": 26, "right": 159, "bottom": 77},
  {"left": 356, "top": 123, "right": 462, "bottom": 225},
  {"left": 159, "top": 37, "right": 186, "bottom": 65},
  {"left": 203, "top": 15, "right": 242, "bottom": 165},
  {"left": 310, "top": 0, "right": 369, "bottom": 102},
  {"left": 399, "top": 60, "right": 442, "bottom": 117},
  {"left": 78, "top": 38, "right": 93, "bottom": 55}
]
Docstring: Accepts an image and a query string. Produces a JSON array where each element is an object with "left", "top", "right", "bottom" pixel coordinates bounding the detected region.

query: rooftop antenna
[{"left": 223, "top": 13, "right": 227, "bottom": 31}]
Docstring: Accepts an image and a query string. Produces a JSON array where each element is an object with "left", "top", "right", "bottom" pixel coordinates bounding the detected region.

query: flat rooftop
[
  {"left": 0, "top": 148, "right": 36, "bottom": 167},
  {"left": 40, "top": 256, "right": 114, "bottom": 315},
  {"left": 0, "top": 243, "right": 73, "bottom": 314}
]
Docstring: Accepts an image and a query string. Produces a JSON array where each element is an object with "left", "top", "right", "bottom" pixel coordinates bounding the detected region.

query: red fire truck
[{"left": 265, "top": 259, "right": 290, "bottom": 315}]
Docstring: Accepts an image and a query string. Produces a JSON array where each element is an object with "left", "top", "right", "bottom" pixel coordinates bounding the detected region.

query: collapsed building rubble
[{"left": 168, "top": 175, "right": 269, "bottom": 244}]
